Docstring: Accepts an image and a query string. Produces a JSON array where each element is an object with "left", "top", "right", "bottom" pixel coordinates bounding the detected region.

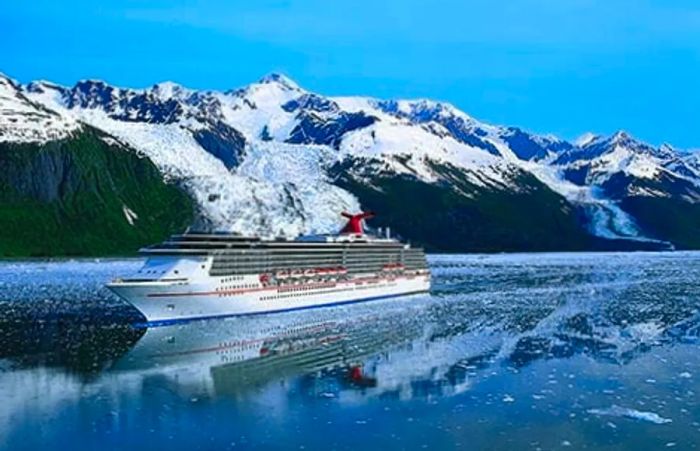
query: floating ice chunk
[{"left": 588, "top": 405, "right": 672, "bottom": 424}]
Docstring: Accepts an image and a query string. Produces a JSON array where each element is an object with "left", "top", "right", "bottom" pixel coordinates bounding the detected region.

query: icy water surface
[{"left": 1, "top": 253, "right": 699, "bottom": 450}]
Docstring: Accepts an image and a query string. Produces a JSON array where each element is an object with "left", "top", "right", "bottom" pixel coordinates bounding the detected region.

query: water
[{"left": 1, "top": 253, "right": 699, "bottom": 450}]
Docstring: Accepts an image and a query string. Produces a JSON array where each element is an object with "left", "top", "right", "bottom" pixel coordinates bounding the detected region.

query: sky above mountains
[{"left": 2, "top": 0, "right": 698, "bottom": 149}]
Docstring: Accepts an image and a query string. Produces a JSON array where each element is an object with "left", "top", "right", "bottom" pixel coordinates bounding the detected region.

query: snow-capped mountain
[
  {"left": 0, "top": 75, "right": 79, "bottom": 143},
  {"left": 1, "top": 70, "right": 699, "bottom": 254}
]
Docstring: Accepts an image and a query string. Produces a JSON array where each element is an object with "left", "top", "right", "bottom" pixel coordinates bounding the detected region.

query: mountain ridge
[{"left": 1, "top": 70, "right": 698, "bottom": 254}]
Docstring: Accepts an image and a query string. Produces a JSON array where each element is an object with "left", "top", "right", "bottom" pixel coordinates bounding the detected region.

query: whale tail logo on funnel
[{"left": 340, "top": 211, "right": 375, "bottom": 235}]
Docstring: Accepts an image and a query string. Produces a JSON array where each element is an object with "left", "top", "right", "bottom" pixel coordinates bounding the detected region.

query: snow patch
[
  {"left": 575, "top": 132, "right": 598, "bottom": 147},
  {"left": 122, "top": 205, "right": 139, "bottom": 226}
]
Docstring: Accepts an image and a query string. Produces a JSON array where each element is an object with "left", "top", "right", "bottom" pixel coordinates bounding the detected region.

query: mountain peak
[
  {"left": 601, "top": 130, "right": 679, "bottom": 160},
  {"left": 28, "top": 79, "right": 63, "bottom": 89},
  {"left": 75, "top": 79, "right": 109, "bottom": 88},
  {"left": 25, "top": 80, "right": 66, "bottom": 94},
  {"left": 600, "top": 130, "right": 645, "bottom": 150},
  {"left": 151, "top": 81, "right": 188, "bottom": 100},
  {"left": 375, "top": 98, "right": 474, "bottom": 125},
  {"left": 659, "top": 143, "right": 675, "bottom": 152},
  {"left": 610, "top": 130, "right": 633, "bottom": 143},
  {"left": 0, "top": 73, "right": 19, "bottom": 90},
  {"left": 408, "top": 99, "right": 465, "bottom": 117},
  {"left": 257, "top": 73, "right": 300, "bottom": 90}
]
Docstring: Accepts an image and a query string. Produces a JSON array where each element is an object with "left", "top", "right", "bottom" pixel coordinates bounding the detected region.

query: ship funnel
[{"left": 340, "top": 211, "right": 375, "bottom": 235}]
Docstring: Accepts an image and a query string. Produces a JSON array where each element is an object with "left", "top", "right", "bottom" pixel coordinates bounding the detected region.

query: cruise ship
[{"left": 107, "top": 212, "right": 431, "bottom": 323}]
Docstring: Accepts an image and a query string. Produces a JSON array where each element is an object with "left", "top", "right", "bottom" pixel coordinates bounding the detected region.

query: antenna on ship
[{"left": 340, "top": 211, "right": 375, "bottom": 235}]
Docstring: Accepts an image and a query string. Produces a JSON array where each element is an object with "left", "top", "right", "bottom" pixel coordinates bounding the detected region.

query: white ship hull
[{"left": 108, "top": 273, "right": 430, "bottom": 324}]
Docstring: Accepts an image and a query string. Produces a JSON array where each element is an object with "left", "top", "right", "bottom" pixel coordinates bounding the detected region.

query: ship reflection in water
[
  {"left": 1, "top": 253, "right": 700, "bottom": 449},
  {"left": 115, "top": 302, "right": 427, "bottom": 397}
]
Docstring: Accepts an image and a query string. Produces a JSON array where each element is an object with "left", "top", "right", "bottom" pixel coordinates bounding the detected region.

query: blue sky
[{"left": 2, "top": 0, "right": 698, "bottom": 148}]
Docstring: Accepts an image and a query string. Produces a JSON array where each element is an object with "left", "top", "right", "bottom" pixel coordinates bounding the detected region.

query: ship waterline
[{"left": 107, "top": 213, "right": 431, "bottom": 323}]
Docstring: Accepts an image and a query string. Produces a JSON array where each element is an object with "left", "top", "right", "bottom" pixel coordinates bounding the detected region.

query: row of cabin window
[
  {"left": 258, "top": 281, "right": 398, "bottom": 301},
  {"left": 216, "top": 343, "right": 258, "bottom": 354},
  {"left": 216, "top": 283, "right": 257, "bottom": 292},
  {"left": 260, "top": 286, "right": 355, "bottom": 301}
]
